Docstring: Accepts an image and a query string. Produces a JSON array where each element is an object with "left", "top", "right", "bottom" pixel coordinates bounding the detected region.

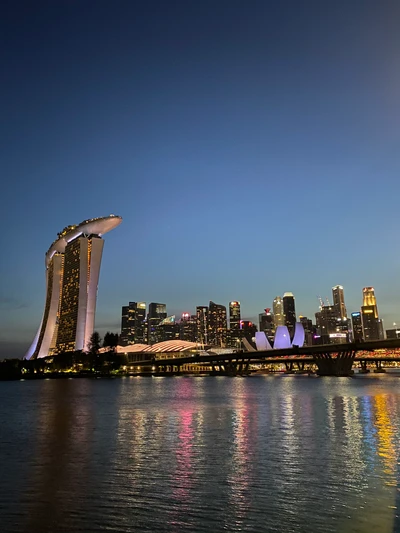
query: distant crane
[
  {"left": 325, "top": 297, "right": 331, "bottom": 306},
  {"left": 317, "top": 296, "right": 325, "bottom": 310}
]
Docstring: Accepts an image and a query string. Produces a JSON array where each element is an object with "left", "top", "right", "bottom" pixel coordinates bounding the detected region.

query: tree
[
  {"left": 103, "top": 332, "right": 119, "bottom": 349},
  {"left": 87, "top": 332, "right": 102, "bottom": 354}
]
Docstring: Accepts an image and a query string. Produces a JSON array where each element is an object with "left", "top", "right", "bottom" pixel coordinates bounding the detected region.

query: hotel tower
[{"left": 25, "top": 215, "right": 122, "bottom": 359}]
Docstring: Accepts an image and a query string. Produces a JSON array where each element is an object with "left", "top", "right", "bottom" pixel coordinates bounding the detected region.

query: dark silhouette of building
[
  {"left": 283, "top": 292, "right": 296, "bottom": 336},
  {"left": 351, "top": 312, "right": 363, "bottom": 341},
  {"left": 332, "top": 285, "right": 347, "bottom": 319}
]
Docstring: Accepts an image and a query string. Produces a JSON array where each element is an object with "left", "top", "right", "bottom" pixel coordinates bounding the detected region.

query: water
[{"left": 1, "top": 375, "right": 400, "bottom": 533}]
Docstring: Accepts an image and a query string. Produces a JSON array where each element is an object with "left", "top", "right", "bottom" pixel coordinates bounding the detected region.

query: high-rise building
[
  {"left": 228, "top": 301, "right": 241, "bottom": 348},
  {"left": 259, "top": 308, "right": 275, "bottom": 340},
  {"left": 315, "top": 305, "right": 348, "bottom": 344},
  {"left": 386, "top": 327, "right": 400, "bottom": 339},
  {"left": 332, "top": 285, "right": 347, "bottom": 319},
  {"left": 208, "top": 301, "right": 227, "bottom": 347},
  {"left": 273, "top": 296, "right": 285, "bottom": 328},
  {"left": 361, "top": 287, "right": 380, "bottom": 341},
  {"left": 179, "top": 313, "right": 197, "bottom": 342},
  {"left": 120, "top": 302, "right": 146, "bottom": 345},
  {"left": 299, "top": 316, "right": 314, "bottom": 345},
  {"left": 25, "top": 215, "right": 122, "bottom": 359},
  {"left": 196, "top": 306, "right": 209, "bottom": 345},
  {"left": 240, "top": 320, "right": 257, "bottom": 344},
  {"left": 351, "top": 312, "right": 363, "bottom": 341},
  {"left": 363, "top": 287, "right": 377, "bottom": 307},
  {"left": 155, "top": 315, "right": 180, "bottom": 343},
  {"left": 283, "top": 292, "right": 296, "bottom": 335},
  {"left": 147, "top": 303, "right": 167, "bottom": 344},
  {"left": 229, "top": 301, "right": 241, "bottom": 330}
]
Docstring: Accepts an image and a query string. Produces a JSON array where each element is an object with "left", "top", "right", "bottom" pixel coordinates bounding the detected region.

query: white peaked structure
[
  {"left": 254, "top": 322, "right": 305, "bottom": 351},
  {"left": 25, "top": 215, "right": 122, "bottom": 359}
]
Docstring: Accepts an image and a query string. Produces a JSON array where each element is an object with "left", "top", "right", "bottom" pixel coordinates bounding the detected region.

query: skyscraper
[
  {"left": 179, "top": 313, "right": 197, "bottom": 342},
  {"left": 147, "top": 303, "right": 167, "bottom": 345},
  {"left": 196, "top": 306, "right": 209, "bottom": 345},
  {"left": 283, "top": 292, "right": 296, "bottom": 335},
  {"left": 208, "top": 301, "right": 227, "bottom": 347},
  {"left": 120, "top": 302, "right": 146, "bottom": 345},
  {"left": 25, "top": 215, "right": 122, "bottom": 359},
  {"left": 361, "top": 287, "right": 380, "bottom": 341},
  {"left": 351, "top": 312, "right": 363, "bottom": 341},
  {"left": 228, "top": 301, "right": 241, "bottom": 348},
  {"left": 273, "top": 296, "right": 285, "bottom": 328},
  {"left": 332, "top": 285, "right": 347, "bottom": 319}
]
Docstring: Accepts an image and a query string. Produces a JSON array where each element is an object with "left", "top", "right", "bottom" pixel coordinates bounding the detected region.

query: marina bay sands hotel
[{"left": 25, "top": 215, "right": 122, "bottom": 359}]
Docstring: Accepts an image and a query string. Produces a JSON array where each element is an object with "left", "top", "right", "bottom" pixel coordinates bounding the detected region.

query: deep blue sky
[{"left": 1, "top": 0, "right": 400, "bottom": 357}]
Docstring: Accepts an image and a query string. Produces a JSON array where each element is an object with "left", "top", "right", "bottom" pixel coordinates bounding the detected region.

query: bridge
[{"left": 128, "top": 338, "right": 400, "bottom": 376}]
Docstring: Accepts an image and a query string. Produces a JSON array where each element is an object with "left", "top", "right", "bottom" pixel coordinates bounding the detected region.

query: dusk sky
[{"left": 1, "top": 0, "right": 400, "bottom": 358}]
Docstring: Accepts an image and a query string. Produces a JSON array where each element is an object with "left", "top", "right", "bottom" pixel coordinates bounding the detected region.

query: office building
[
  {"left": 273, "top": 296, "right": 285, "bottom": 327},
  {"left": 25, "top": 215, "right": 122, "bottom": 359},
  {"left": 283, "top": 292, "right": 296, "bottom": 335},
  {"left": 299, "top": 316, "right": 313, "bottom": 346},
  {"left": 315, "top": 305, "right": 348, "bottom": 344},
  {"left": 179, "top": 313, "right": 197, "bottom": 343},
  {"left": 386, "top": 328, "right": 400, "bottom": 339},
  {"left": 147, "top": 303, "right": 167, "bottom": 345},
  {"left": 351, "top": 312, "right": 363, "bottom": 341},
  {"left": 120, "top": 302, "right": 146, "bottom": 345},
  {"left": 154, "top": 315, "right": 180, "bottom": 343},
  {"left": 332, "top": 285, "right": 347, "bottom": 319},
  {"left": 259, "top": 308, "right": 275, "bottom": 340},
  {"left": 361, "top": 287, "right": 380, "bottom": 341},
  {"left": 208, "top": 301, "right": 227, "bottom": 347},
  {"left": 228, "top": 301, "right": 241, "bottom": 348},
  {"left": 196, "top": 306, "right": 209, "bottom": 345}
]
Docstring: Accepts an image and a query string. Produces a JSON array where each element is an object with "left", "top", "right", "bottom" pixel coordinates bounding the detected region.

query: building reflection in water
[
  {"left": 225, "top": 379, "right": 257, "bottom": 531},
  {"left": 25, "top": 380, "right": 94, "bottom": 533}
]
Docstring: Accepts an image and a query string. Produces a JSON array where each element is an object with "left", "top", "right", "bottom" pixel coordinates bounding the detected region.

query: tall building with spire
[
  {"left": 25, "top": 215, "right": 122, "bottom": 359},
  {"left": 273, "top": 296, "right": 285, "bottom": 328}
]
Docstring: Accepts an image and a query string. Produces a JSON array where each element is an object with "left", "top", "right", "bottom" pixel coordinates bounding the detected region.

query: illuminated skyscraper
[
  {"left": 25, "top": 215, "right": 122, "bottom": 359},
  {"left": 363, "top": 287, "right": 377, "bottom": 307},
  {"left": 361, "top": 287, "right": 380, "bottom": 340},
  {"left": 120, "top": 302, "right": 146, "bottom": 345},
  {"left": 196, "top": 306, "right": 209, "bottom": 345},
  {"left": 228, "top": 301, "right": 241, "bottom": 347},
  {"left": 179, "top": 313, "right": 197, "bottom": 342},
  {"left": 283, "top": 292, "right": 296, "bottom": 334},
  {"left": 208, "top": 301, "right": 227, "bottom": 347},
  {"left": 273, "top": 296, "right": 285, "bottom": 328},
  {"left": 332, "top": 285, "right": 347, "bottom": 319},
  {"left": 147, "top": 303, "right": 167, "bottom": 344}
]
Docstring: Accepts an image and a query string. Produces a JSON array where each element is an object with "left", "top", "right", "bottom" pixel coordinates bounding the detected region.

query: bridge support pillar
[{"left": 314, "top": 350, "right": 355, "bottom": 376}]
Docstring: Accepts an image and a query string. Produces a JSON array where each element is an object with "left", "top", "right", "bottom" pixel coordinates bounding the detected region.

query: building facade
[
  {"left": 228, "top": 301, "right": 241, "bottom": 348},
  {"left": 332, "top": 285, "right": 347, "bottom": 320},
  {"left": 208, "top": 301, "right": 227, "bottom": 347},
  {"left": 120, "top": 301, "right": 146, "bottom": 345},
  {"left": 196, "top": 306, "right": 209, "bottom": 345},
  {"left": 147, "top": 303, "right": 167, "bottom": 345},
  {"left": 273, "top": 296, "right": 285, "bottom": 328},
  {"left": 25, "top": 215, "right": 122, "bottom": 359},
  {"left": 361, "top": 287, "right": 381, "bottom": 341},
  {"left": 283, "top": 292, "right": 296, "bottom": 335}
]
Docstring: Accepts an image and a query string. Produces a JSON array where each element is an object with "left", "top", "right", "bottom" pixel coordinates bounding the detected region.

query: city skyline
[{"left": 1, "top": 1, "right": 400, "bottom": 358}]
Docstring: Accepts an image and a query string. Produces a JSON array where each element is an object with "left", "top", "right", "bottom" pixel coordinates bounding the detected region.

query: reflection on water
[{"left": 1, "top": 376, "right": 400, "bottom": 533}]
